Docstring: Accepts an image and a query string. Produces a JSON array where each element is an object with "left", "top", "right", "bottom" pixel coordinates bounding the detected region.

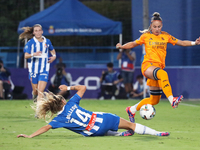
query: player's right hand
[
  {"left": 34, "top": 51, "right": 42, "bottom": 56},
  {"left": 59, "top": 85, "right": 68, "bottom": 91},
  {"left": 17, "top": 134, "right": 29, "bottom": 138}
]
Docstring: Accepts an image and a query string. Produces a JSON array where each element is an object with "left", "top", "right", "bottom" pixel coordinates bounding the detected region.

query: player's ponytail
[
  {"left": 139, "top": 26, "right": 151, "bottom": 33},
  {"left": 139, "top": 12, "right": 162, "bottom": 33},
  {"left": 19, "top": 27, "right": 34, "bottom": 40},
  {"left": 31, "top": 92, "right": 64, "bottom": 122},
  {"left": 19, "top": 24, "right": 42, "bottom": 41}
]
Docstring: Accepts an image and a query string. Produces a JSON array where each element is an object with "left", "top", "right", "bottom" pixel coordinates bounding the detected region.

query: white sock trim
[
  {"left": 130, "top": 102, "right": 140, "bottom": 113},
  {"left": 168, "top": 95, "right": 173, "bottom": 104},
  {"left": 135, "top": 123, "right": 159, "bottom": 135}
]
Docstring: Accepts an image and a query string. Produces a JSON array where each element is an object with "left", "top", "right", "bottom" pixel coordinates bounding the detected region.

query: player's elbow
[
  {"left": 45, "top": 125, "right": 52, "bottom": 130},
  {"left": 181, "top": 42, "right": 187, "bottom": 47},
  {"left": 81, "top": 85, "right": 87, "bottom": 92}
]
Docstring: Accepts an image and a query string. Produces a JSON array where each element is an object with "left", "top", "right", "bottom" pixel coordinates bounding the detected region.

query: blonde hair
[
  {"left": 139, "top": 12, "right": 162, "bottom": 33},
  {"left": 19, "top": 24, "right": 42, "bottom": 40},
  {"left": 31, "top": 92, "right": 64, "bottom": 122}
]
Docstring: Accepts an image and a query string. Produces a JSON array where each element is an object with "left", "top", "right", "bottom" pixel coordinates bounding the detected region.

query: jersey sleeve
[
  {"left": 48, "top": 117, "right": 62, "bottom": 129},
  {"left": 47, "top": 39, "right": 54, "bottom": 51},
  {"left": 135, "top": 34, "right": 145, "bottom": 45},
  {"left": 68, "top": 93, "right": 81, "bottom": 105},
  {"left": 23, "top": 41, "right": 31, "bottom": 54},
  {"left": 168, "top": 34, "right": 178, "bottom": 45}
]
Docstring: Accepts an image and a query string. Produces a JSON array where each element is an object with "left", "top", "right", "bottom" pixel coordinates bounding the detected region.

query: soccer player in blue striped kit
[
  {"left": 17, "top": 85, "right": 169, "bottom": 138},
  {"left": 19, "top": 24, "right": 57, "bottom": 102}
]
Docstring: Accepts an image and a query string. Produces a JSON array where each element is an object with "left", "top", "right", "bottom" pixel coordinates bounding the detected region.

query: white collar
[{"left": 33, "top": 36, "right": 46, "bottom": 43}]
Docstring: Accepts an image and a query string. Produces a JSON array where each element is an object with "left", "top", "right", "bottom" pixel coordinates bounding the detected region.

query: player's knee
[
  {"left": 130, "top": 122, "right": 136, "bottom": 131},
  {"left": 153, "top": 68, "right": 168, "bottom": 80},
  {"left": 150, "top": 90, "right": 162, "bottom": 105}
]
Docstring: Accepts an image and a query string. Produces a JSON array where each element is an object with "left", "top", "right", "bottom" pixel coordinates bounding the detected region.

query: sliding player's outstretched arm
[
  {"left": 17, "top": 125, "right": 52, "bottom": 138},
  {"left": 59, "top": 85, "right": 86, "bottom": 98}
]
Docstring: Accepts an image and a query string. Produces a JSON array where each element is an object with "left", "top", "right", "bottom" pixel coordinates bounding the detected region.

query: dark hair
[
  {"left": 140, "top": 12, "right": 162, "bottom": 33},
  {"left": 56, "top": 63, "right": 66, "bottom": 68},
  {"left": 151, "top": 12, "right": 162, "bottom": 22},
  {"left": 0, "top": 59, "right": 3, "bottom": 64},
  {"left": 136, "top": 74, "right": 143, "bottom": 79},
  {"left": 107, "top": 62, "right": 113, "bottom": 68}
]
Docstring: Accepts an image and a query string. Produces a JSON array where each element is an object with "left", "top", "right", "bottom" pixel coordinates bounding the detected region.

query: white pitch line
[
  {"left": 179, "top": 103, "right": 199, "bottom": 107},
  {"left": 173, "top": 131, "right": 200, "bottom": 133}
]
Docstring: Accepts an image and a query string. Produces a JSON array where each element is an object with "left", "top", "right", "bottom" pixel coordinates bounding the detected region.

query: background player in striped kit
[
  {"left": 19, "top": 24, "right": 56, "bottom": 103},
  {"left": 116, "top": 12, "right": 200, "bottom": 123},
  {"left": 17, "top": 84, "right": 169, "bottom": 138}
]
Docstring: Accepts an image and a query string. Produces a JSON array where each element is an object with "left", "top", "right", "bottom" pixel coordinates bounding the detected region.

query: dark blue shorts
[
  {"left": 29, "top": 72, "right": 49, "bottom": 84},
  {"left": 92, "top": 113, "right": 120, "bottom": 136}
]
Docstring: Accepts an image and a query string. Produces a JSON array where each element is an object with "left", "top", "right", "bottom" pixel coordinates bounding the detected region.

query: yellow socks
[
  {"left": 156, "top": 69, "right": 173, "bottom": 98},
  {"left": 135, "top": 95, "right": 161, "bottom": 111}
]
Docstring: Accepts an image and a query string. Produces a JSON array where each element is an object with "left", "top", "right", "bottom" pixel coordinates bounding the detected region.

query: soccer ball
[{"left": 140, "top": 104, "right": 156, "bottom": 120}]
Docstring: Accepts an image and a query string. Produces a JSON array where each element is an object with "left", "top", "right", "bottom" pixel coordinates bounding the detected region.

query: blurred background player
[
  {"left": 17, "top": 84, "right": 169, "bottom": 138},
  {"left": 48, "top": 63, "right": 72, "bottom": 99},
  {"left": 0, "top": 59, "right": 13, "bottom": 99},
  {"left": 19, "top": 24, "right": 57, "bottom": 103},
  {"left": 99, "top": 62, "right": 123, "bottom": 100},
  {"left": 116, "top": 12, "right": 200, "bottom": 122},
  {"left": 117, "top": 49, "right": 136, "bottom": 99},
  {"left": 130, "top": 74, "right": 149, "bottom": 99}
]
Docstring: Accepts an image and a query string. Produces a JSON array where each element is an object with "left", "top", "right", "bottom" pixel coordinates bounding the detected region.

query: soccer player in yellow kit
[{"left": 116, "top": 12, "right": 200, "bottom": 123}]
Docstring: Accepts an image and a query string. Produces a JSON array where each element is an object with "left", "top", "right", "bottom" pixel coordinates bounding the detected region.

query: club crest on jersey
[{"left": 149, "top": 38, "right": 153, "bottom": 40}]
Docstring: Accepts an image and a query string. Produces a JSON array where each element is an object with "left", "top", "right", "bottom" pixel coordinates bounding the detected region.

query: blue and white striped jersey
[
  {"left": 49, "top": 94, "right": 103, "bottom": 137},
  {"left": 24, "top": 36, "right": 54, "bottom": 74}
]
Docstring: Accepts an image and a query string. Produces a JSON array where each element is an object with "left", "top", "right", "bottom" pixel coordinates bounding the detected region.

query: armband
[
  {"left": 67, "top": 86, "right": 71, "bottom": 91},
  {"left": 53, "top": 54, "right": 56, "bottom": 57},
  {"left": 191, "top": 41, "right": 196, "bottom": 46}
]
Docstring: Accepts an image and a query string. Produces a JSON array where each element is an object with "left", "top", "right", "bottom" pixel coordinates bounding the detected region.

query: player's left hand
[
  {"left": 116, "top": 43, "right": 122, "bottom": 49},
  {"left": 48, "top": 56, "right": 56, "bottom": 63},
  {"left": 195, "top": 37, "right": 200, "bottom": 45},
  {"left": 17, "top": 134, "right": 29, "bottom": 138}
]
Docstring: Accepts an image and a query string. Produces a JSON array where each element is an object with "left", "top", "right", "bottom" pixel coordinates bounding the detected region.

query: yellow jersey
[{"left": 135, "top": 31, "right": 178, "bottom": 68}]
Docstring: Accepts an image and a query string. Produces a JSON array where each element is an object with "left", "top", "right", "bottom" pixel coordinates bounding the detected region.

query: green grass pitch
[{"left": 0, "top": 99, "right": 200, "bottom": 150}]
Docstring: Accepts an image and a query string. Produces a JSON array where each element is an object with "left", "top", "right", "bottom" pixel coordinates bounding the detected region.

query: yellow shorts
[{"left": 141, "top": 62, "right": 164, "bottom": 88}]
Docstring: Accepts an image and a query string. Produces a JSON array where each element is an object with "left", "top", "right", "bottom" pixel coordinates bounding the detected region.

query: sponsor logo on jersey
[{"left": 24, "top": 45, "right": 28, "bottom": 50}]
